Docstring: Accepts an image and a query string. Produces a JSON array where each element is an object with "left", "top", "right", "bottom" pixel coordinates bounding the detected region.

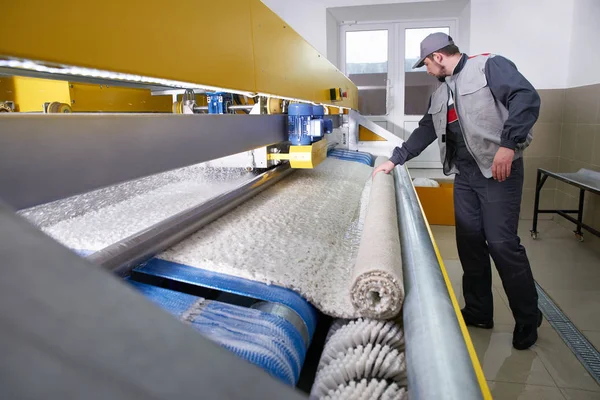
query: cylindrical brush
[
  {"left": 322, "top": 378, "right": 407, "bottom": 400},
  {"left": 311, "top": 318, "right": 407, "bottom": 399},
  {"left": 318, "top": 318, "right": 405, "bottom": 371},
  {"left": 312, "top": 344, "right": 407, "bottom": 397}
]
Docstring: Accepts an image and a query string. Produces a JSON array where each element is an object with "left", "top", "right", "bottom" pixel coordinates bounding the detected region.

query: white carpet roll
[{"left": 350, "top": 156, "right": 404, "bottom": 319}]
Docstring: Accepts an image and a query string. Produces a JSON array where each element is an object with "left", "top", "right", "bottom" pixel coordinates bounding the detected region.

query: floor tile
[
  {"left": 543, "top": 290, "right": 600, "bottom": 331},
  {"left": 534, "top": 327, "right": 600, "bottom": 392},
  {"left": 442, "top": 259, "right": 462, "bottom": 287},
  {"left": 435, "top": 218, "right": 600, "bottom": 397},
  {"left": 487, "top": 381, "right": 565, "bottom": 400},
  {"left": 582, "top": 331, "right": 600, "bottom": 351},
  {"left": 561, "top": 389, "right": 600, "bottom": 400},
  {"left": 435, "top": 238, "right": 460, "bottom": 260},
  {"left": 430, "top": 224, "right": 455, "bottom": 238},
  {"left": 533, "top": 264, "right": 600, "bottom": 292},
  {"left": 469, "top": 324, "right": 556, "bottom": 386}
]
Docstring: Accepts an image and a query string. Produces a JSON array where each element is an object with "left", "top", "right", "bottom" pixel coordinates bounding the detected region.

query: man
[{"left": 373, "top": 33, "right": 542, "bottom": 350}]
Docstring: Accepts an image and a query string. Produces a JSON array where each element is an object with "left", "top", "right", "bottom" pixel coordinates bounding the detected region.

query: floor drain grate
[{"left": 536, "top": 282, "right": 600, "bottom": 386}]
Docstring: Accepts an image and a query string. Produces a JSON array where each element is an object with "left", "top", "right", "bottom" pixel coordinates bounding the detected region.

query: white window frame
[
  {"left": 340, "top": 22, "right": 396, "bottom": 121},
  {"left": 340, "top": 18, "right": 458, "bottom": 168},
  {"left": 398, "top": 20, "right": 457, "bottom": 123}
]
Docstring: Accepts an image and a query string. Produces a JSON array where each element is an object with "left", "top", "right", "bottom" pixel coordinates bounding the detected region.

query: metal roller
[
  {"left": 87, "top": 163, "right": 294, "bottom": 276},
  {"left": 393, "top": 164, "right": 482, "bottom": 400}
]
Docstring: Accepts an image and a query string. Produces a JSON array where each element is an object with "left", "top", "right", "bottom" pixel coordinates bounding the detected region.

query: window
[
  {"left": 404, "top": 27, "right": 450, "bottom": 116},
  {"left": 345, "top": 30, "right": 388, "bottom": 116}
]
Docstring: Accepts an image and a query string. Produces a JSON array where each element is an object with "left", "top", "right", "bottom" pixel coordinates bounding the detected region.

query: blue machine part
[
  {"left": 311, "top": 105, "right": 324, "bottom": 141},
  {"left": 134, "top": 258, "right": 318, "bottom": 339},
  {"left": 287, "top": 103, "right": 333, "bottom": 145},
  {"left": 327, "top": 149, "right": 374, "bottom": 167},
  {"left": 287, "top": 103, "right": 313, "bottom": 146},
  {"left": 207, "top": 92, "right": 233, "bottom": 114},
  {"left": 126, "top": 280, "right": 306, "bottom": 385},
  {"left": 311, "top": 105, "right": 332, "bottom": 135}
]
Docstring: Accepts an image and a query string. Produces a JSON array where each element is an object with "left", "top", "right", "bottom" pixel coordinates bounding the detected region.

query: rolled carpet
[{"left": 350, "top": 156, "right": 404, "bottom": 319}]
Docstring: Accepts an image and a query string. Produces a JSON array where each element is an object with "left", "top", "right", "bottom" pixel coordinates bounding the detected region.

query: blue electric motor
[
  {"left": 287, "top": 104, "right": 333, "bottom": 145},
  {"left": 287, "top": 103, "right": 313, "bottom": 145},
  {"left": 207, "top": 92, "right": 232, "bottom": 114}
]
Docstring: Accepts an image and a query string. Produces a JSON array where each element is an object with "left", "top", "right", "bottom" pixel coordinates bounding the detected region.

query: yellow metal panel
[
  {"left": 12, "top": 77, "right": 70, "bottom": 112},
  {"left": 358, "top": 126, "right": 386, "bottom": 141},
  {"left": 269, "top": 140, "right": 328, "bottom": 168},
  {"left": 0, "top": 77, "right": 16, "bottom": 104},
  {"left": 69, "top": 83, "right": 172, "bottom": 112},
  {"left": 1, "top": 1, "right": 357, "bottom": 109},
  {"left": 288, "top": 139, "right": 328, "bottom": 169},
  {"left": 250, "top": 0, "right": 358, "bottom": 109},
  {"left": 415, "top": 182, "right": 456, "bottom": 226},
  {"left": 0, "top": 1, "right": 257, "bottom": 94}
]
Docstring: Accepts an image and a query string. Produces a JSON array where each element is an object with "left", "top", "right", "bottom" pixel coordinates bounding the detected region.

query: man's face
[{"left": 424, "top": 54, "right": 447, "bottom": 78}]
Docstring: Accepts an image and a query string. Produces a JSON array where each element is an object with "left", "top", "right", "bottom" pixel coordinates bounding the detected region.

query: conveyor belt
[
  {"left": 133, "top": 258, "right": 318, "bottom": 342},
  {"left": 328, "top": 149, "right": 374, "bottom": 167},
  {"left": 126, "top": 280, "right": 307, "bottom": 386}
]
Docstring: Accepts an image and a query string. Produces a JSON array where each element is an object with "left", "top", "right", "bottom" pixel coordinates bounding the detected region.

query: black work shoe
[
  {"left": 512, "top": 309, "right": 543, "bottom": 350},
  {"left": 461, "top": 308, "right": 494, "bottom": 329}
]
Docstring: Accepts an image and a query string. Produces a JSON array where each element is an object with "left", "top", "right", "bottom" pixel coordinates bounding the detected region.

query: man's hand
[
  {"left": 372, "top": 160, "right": 395, "bottom": 178},
  {"left": 492, "top": 147, "right": 515, "bottom": 182}
]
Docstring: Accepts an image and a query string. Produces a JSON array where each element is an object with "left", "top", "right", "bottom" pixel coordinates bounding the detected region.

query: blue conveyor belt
[
  {"left": 328, "top": 149, "right": 374, "bottom": 166},
  {"left": 134, "top": 258, "right": 318, "bottom": 340},
  {"left": 127, "top": 280, "right": 307, "bottom": 385}
]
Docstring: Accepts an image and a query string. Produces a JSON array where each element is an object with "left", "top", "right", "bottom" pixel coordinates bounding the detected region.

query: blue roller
[
  {"left": 328, "top": 149, "right": 374, "bottom": 167},
  {"left": 126, "top": 280, "right": 307, "bottom": 385},
  {"left": 134, "top": 258, "right": 318, "bottom": 340}
]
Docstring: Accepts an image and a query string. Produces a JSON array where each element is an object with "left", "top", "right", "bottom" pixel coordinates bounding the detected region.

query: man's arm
[
  {"left": 389, "top": 101, "right": 437, "bottom": 166},
  {"left": 485, "top": 55, "right": 541, "bottom": 150},
  {"left": 373, "top": 98, "right": 437, "bottom": 177}
]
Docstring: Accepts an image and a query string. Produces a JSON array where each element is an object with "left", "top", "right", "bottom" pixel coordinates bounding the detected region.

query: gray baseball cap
[{"left": 413, "top": 32, "right": 455, "bottom": 69}]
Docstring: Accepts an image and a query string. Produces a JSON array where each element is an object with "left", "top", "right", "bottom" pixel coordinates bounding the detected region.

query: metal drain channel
[{"left": 536, "top": 282, "right": 600, "bottom": 385}]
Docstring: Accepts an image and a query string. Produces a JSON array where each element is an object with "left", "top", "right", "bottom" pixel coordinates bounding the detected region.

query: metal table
[{"left": 531, "top": 168, "right": 600, "bottom": 241}]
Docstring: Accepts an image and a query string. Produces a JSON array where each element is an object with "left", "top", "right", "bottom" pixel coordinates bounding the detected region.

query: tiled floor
[{"left": 431, "top": 219, "right": 600, "bottom": 400}]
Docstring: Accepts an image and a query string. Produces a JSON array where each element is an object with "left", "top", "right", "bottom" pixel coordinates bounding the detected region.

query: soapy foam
[{"left": 25, "top": 165, "right": 255, "bottom": 251}]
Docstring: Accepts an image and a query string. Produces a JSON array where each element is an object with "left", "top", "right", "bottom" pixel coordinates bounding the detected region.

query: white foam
[{"left": 30, "top": 166, "right": 254, "bottom": 251}]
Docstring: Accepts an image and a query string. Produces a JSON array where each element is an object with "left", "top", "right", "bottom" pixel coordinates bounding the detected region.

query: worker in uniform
[{"left": 373, "top": 33, "right": 542, "bottom": 350}]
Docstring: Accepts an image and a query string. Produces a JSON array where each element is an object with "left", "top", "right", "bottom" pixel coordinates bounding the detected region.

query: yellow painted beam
[{"left": 0, "top": 0, "right": 358, "bottom": 109}]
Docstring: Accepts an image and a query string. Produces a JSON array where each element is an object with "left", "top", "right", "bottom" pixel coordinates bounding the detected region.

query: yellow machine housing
[
  {"left": 268, "top": 139, "right": 328, "bottom": 169},
  {"left": 0, "top": 0, "right": 357, "bottom": 110}
]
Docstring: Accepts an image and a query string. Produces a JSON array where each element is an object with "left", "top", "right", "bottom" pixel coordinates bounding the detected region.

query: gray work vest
[{"left": 429, "top": 54, "right": 532, "bottom": 177}]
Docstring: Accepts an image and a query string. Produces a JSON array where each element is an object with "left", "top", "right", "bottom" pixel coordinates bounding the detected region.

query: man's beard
[{"left": 432, "top": 61, "right": 448, "bottom": 80}]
